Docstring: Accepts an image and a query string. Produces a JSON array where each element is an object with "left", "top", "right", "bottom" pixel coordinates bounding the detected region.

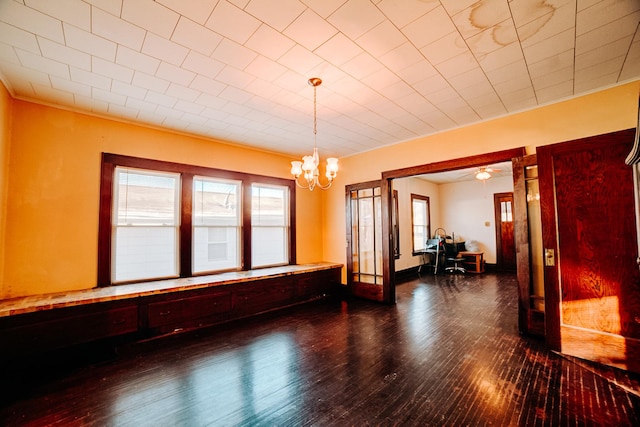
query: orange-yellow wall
[
  {"left": 0, "top": 83, "right": 11, "bottom": 295},
  {"left": 323, "top": 81, "right": 640, "bottom": 282},
  {"left": 1, "top": 98, "right": 323, "bottom": 298}
]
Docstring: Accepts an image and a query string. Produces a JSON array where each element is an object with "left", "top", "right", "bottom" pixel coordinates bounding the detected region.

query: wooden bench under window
[{"left": 0, "top": 263, "right": 342, "bottom": 361}]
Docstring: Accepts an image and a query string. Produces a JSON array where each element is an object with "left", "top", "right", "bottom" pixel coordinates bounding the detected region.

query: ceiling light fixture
[
  {"left": 290, "top": 78, "right": 338, "bottom": 191},
  {"left": 475, "top": 167, "right": 491, "bottom": 180}
]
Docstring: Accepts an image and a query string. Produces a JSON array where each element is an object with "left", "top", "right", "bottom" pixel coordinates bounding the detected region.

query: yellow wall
[
  {"left": 0, "top": 83, "right": 11, "bottom": 297},
  {"left": 2, "top": 99, "right": 323, "bottom": 298},
  {"left": 323, "top": 81, "right": 640, "bottom": 281}
]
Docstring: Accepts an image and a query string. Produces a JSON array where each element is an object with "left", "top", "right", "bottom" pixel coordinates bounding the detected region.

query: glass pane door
[{"left": 348, "top": 184, "right": 384, "bottom": 301}]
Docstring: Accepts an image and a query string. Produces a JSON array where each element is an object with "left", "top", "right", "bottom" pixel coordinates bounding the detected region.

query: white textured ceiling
[{"left": 1, "top": 0, "right": 639, "bottom": 159}]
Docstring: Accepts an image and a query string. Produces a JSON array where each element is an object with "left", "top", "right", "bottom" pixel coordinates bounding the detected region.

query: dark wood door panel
[{"left": 538, "top": 128, "right": 640, "bottom": 372}]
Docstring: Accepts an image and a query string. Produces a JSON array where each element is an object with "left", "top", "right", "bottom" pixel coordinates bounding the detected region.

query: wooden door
[
  {"left": 494, "top": 192, "right": 516, "bottom": 271},
  {"left": 346, "top": 181, "right": 385, "bottom": 302},
  {"left": 538, "top": 128, "right": 640, "bottom": 373}
]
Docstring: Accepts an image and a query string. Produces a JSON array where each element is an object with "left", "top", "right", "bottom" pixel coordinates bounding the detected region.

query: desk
[
  {"left": 416, "top": 249, "right": 442, "bottom": 275},
  {"left": 459, "top": 251, "right": 484, "bottom": 273}
]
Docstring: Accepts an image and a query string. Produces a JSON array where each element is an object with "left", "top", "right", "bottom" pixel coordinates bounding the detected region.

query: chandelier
[{"left": 290, "top": 77, "right": 338, "bottom": 191}]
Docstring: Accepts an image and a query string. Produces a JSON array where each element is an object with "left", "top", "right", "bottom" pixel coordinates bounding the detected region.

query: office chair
[{"left": 443, "top": 239, "right": 466, "bottom": 273}]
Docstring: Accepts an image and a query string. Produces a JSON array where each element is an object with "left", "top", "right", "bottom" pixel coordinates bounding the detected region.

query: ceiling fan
[{"left": 475, "top": 165, "right": 501, "bottom": 180}]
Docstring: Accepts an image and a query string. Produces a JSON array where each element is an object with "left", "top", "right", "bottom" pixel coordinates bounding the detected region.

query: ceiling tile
[
  {"left": 245, "top": 0, "right": 306, "bottom": 32},
  {"left": 0, "top": 22, "right": 39, "bottom": 54},
  {"left": 439, "top": 0, "right": 476, "bottom": 17},
  {"left": 116, "top": 46, "right": 160, "bottom": 74},
  {"left": 535, "top": 80, "right": 574, "bottom": 104},
  {"left": 451, "top": 0, "right": 511, "bottom": 40},
  {"left": 121, "top": 0, "right": 180, "bottom": 39},
  {"left": 575, "top": 11, "right": 640, "bottom": 56},
  {"left": 84, "top": 0, "right": 122, "bottom": 16},
  {"left": 577, "top": 0, "right": 640, "bottom": 36},
  {"left": 477, "top": 43, "right": 524, "bottom": 73},
  {"left": 156, "top": 62, "right": 196, "bottom": 86},
  {"left": 315, "top": 33, "right": 363, "bottom": 66},
  {"left": 0, "top": 43, "right": 20, "bottom": 67},
  {"left": 32, "top": 83, "right": 75, "bottom": 104},
  {"left": 518, "top": 2, "right": 575, "bottom": 49},
  {"left": 142, "top": 33, "right": 190, "bottom": 66},
  {"left": 206, "top": 1, "right": 261, "bottom": 45},
  {"left": 531, "top": 64, "right": 574, "bottom": 91},
  {"left": 50, "top": 75, "right": 92, "bottom": 97},
  {"left": 39, "top": 37, "right": 91, "bottom": 71},
  {"left": 301, "top": 0, "right": 348, "bottom": 19},
  {"left": 466, "top": 19, "right": 518, "bottom": 59},
  {"left": 522, "top": 28, "right": 575, "bottom": 65},
  {"left": 132, "top": 71, "right": 171, "bottom": 92},
  {"left": 356, "top": 20, "right": 407, "bottom": 58},
  {"left": 420, "top": 31, "right": 467, "bottom": 65},
  {"left": 510, "top": 0, "right": 573, "bottom": 29},
  {"left": 25, "top": 0, "right": 90, "bottom": 31},
  {"left": 16, "top": 48, "right": 70, "bottom": 79},
  {"left": 92, "top": 7, "right": 145, "bottom": 51},
  {"left": 145, "top": 90, "right": 178, "bottom": 107},
  {"left": 402, "top": 5, "right": 455, "bottom": 48},
  {"left": 245, "top": 55, "right": 288, "bottom": 80},
  {"left": 245, "top": 24, "right": 296, "bottom": 61},
  {"left": 70, "top": 67, "right": 111, "bottom": 90},
  {"left": 528, "top": 49, "right": 574, "bottom": 80},
  {"left": 211, "top": 38, "right": 257, "bottom": 70},
  {"left": 327, "top": 0, "right": 385, "bottom": 40},
  {"left": 64, "top": 23, "right": 117, "bottom": 61},
  {"left": 190, "top": 75, "right": 227, "bottom": 96},
  {"left": 341, "top": 52, "right": 384, "bottom": 80},
  {"left": 435, "top": 51, "right": 479, "bottom": 80},
  {"left": 277, "top": 44, "right": 323, "bottom": 75},
  {"left": 92, "top": 87, "right": 127, "bottom": 105},
  {"left": 182, "top": 51, "right": 224, "bottom": 79},
  {"left": 216, "top": 65, "right": 256, "bottom": 89},
  {"left": 112, "top": 80, "right": 148, "bottom": 99},
  {"left": 0, "top": 1, "right": 65, "bottom": 44},
  {"left": 92, "top": 56, "right": 135, "bottom": 83},
  {"left": 166, "top": 83, "right": 200, "bottom": 102},
  {"left": 284, "top": 8, "right": 338, "bottom": 51},
  {"left": 377, "top": 0, "right": 439, "bottom": 28},
  {"left": 171, "top": 17, "right": 223, "bottom": 56},
  {"left": 156, "top": 0, "right": 219, "bottom": 25}
]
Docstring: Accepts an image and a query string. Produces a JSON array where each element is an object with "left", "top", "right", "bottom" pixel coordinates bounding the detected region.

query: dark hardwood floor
[{"left": 2, "top": 272, "right": 639, "bottom": 426}]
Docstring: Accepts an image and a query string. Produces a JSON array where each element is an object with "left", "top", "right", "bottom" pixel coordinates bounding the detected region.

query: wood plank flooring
[{"left": 2, "top": 272, "right": 639, "bottom": 426}]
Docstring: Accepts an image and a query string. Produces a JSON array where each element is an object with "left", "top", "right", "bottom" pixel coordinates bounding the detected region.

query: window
[
  {"left": 98, "top": 154, "right": 296, "bottom": 286},
  {"left": 113, "top": 167, "right": 180, "bottom": 283},
  {"left": 193, "top": 177, "right": 241, "bottom": 273},
  {"left": 251, "top": 184, "right": 289, "bottom": 268},
  {"left": 411, "top": 194, "right": 430, "bottom": 253}
]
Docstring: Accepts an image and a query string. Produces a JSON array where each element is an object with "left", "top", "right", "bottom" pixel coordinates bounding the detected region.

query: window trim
[
  {"left": 410, "top": 193, "right": 431, "bottom": 254},
  {"left": 98, "top": 153, "right": 296, "bottom": 286}
]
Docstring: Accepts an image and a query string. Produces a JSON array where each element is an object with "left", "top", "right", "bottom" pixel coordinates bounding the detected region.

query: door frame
[{"left": 381, "top": 147, "right": 526, "bottom": 303}]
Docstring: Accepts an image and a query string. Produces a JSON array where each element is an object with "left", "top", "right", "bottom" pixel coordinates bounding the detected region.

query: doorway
[{"left": 381, "top": 148, "right": 527, "bottom": 293}]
